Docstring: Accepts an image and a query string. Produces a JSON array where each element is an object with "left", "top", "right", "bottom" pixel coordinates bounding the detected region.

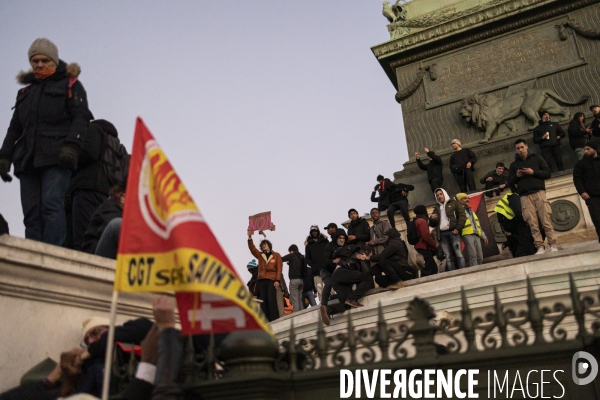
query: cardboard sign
[{"left": 248, "top": 211, "right": 275, "bottom": 234}]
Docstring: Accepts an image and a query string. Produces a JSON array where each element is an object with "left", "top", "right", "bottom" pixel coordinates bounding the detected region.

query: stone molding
[{"left": 372, "top": 0, "right": 600, "bottom": 68}]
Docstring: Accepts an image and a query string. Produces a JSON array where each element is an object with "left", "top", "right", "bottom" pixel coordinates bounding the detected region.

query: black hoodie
[
  {"left": 369, "top": 229, "right": 410, "bottom": 269},
  {"left": 323, "top": 229, "right": 347, "bottom": 273},
  {"left": 416, "top": 151, "right": 443, "bottom": 182},
  {"left": 508, "top": 151, "right": 551, "bottom": 196},
  {"left": 347, "top": 217, "right": 370, "bottom": 246},
  {"left": 533, "top": 120, "right": 565, "bottom": 149},
  {"left": 305, "top": 232, "right": 328, "bottom": 276},
  {"left": 282, "top": 252, "right": 306, "bottom": 280}
]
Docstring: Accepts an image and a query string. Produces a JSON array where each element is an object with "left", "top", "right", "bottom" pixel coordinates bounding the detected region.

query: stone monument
[{"left": 372, "top": 0, "right": 600, "bottom": 206}]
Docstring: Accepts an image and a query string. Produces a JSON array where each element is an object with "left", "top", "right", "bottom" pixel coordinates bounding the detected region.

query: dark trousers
[
  {"left": 429, "top": 178, "right": 443, "bottom": 193},
  {"left": 453, "top": 168, "right": 476, "bottom": 192},
  {"left": 257, "top": 279, "right": 280, "bottom": 322},
  {"left": 320, "top": 268, "right": 333, "bottom": 306},
  {"left": 95, "top": 217, "right": 122, "bottom": 259},
  {"left": 371, "top": 259, "right": 413, "bottom": 288},
  {"left": 388, "top": 199, "right": 409, "bottom": 228},
  {"left": 586, "top": 197, "right": 600, "bottom": 242},
  {"left": 417, "top": 248, "right": 438, "bottom": 277},
  {"left": 0, "top": 381, "right": 60, "bottom": 400},
  {"left": 541, "top": 146, "right": 564, "bottom": 172},
  {"left": 327, "top": 268, "right": 373, "bottom": 315},
  {"left": 19, "top": 166, "right": 71, "bottom": 246},
  {"left": 72, "top": 190, "right": 107, "bottom": 250}
]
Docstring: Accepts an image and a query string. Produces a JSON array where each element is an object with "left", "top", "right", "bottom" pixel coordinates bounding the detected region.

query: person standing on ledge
[
  {"left": 386, "top": 181, "right": 415, "bottom": 230},
  {"left": 456, "top": 193, "right": 488, "bottom": 266},
  {"left": 591, "top": 104, "right": 600, "bottom": 139},
  {"left": 430, "top": 188, "right": 467, "bottom": 271},
  {"left": 416, "top": 147, "right": 443, "bottom": 193},
  {"left": 508, "top": 139, "right": 558, "bottom": 254},
  {"left": 449, "top": 139, "right": 478, "bottom": 192},
  {"left": 0, "top": 38, "right": 91, "bottom": 246},
  {"left": 371, "top": 174, "right": 395, "bottom": 212},
  {"left": 533, "top": 110, "right": 565, "bottom": 172},
  {"left": 568, "top": 112, "right": 592, "bottom": 160},
  {"left": 247, "top": 228, "right": 283, "bottom": 322},
  {"left": 573, "top": 141, "right": 600, "bottom": 242}
]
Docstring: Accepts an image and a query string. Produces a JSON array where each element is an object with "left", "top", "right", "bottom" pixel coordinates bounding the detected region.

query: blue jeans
[
  {"left": 19, "top": 167, "right": 71, "bottom": 246},
  {"left": 439, "top": 230, "right": 465, "bottom": 271},
  {"left": 95, "top": 218, "right": 122, "bottom": 259},
  {"left": 302, "top": 291, "right": 317, "bottom": 307}
]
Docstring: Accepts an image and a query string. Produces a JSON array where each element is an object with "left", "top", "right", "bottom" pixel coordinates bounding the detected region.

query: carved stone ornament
[
  {"left": 395, "top": 65, "right": 437, "bottom": 103},
  {"left": 489, "top": 213, "right": 508, "bottom": 243},
  {"left": 564, "top": 20, "right": 600, "bottom": 39},
  {"left": 459, "top": 88, "right": 588, "bottom": 142},
  {"left": 550, "top": 200, "right": 581, "bottom": 232},
  {"left": 382, "top": 0, "right": 407, "bottom": 24},
  {"left": 550, "top": 200, "right": 580, "bottom": 232}
]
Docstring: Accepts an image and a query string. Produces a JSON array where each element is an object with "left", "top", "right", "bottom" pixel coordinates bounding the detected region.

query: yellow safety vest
[
  {"left": 494, "top": 193, "right": 516, "bottom": 220},
  {"left": 462, "top": 209, "right": 483, "bottom": 236}
]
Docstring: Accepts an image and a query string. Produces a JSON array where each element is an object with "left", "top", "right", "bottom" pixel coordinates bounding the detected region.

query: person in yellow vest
[
  {"left": 456, "top": 193, "right": 488, "bottom": 266},
  {"left": 494, "top": 192, "right": 537, "bottom": 258}
]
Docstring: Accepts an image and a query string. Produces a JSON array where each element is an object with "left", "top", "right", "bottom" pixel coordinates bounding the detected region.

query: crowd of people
[{"left": 245, "top": 108, "right": 600, "bottom": 326}]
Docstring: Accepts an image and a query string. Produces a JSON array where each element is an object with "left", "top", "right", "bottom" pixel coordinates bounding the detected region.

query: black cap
[
  {"left": 538, "top": 110, "right": 549, "bottom": 119},
  {"left": 590, "top": 105, "right": 600, "bottom": 112},
  {"left": 324, "top": 223, "right": 338, "bottom": 230}
]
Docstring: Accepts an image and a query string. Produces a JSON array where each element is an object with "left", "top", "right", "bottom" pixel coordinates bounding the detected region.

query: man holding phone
[{"left": 508, "top": 139, "right": 558, "bottom": 254}]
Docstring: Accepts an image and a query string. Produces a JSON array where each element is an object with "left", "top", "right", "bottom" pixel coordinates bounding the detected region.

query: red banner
[{"left": 114, "top": 118, "right": 272, "bottom": 336}]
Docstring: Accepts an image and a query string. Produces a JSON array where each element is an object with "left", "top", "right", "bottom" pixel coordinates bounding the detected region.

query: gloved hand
[
  {"left": 0, "top": 158, "right": 12, "bottom": 182},
  {"left": 58, "top": 145, "right": 79, "bottom": 170}
]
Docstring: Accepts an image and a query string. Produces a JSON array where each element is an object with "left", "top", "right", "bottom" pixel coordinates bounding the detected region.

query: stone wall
[{"left": 0, "top": 235, "right": 155, "bottom": 392}]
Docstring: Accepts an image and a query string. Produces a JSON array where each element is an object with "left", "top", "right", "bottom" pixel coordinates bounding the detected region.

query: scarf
[{"left": 34, "top": 69, "right": 56, "bottom": 80}]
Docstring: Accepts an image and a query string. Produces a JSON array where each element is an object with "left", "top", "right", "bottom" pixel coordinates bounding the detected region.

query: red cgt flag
[{"left": 114, "top": 118, "right": 272, "bottom": 336}]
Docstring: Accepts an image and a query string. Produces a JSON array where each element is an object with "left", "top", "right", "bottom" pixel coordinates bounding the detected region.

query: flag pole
[{"left": 101, "top": 290, "right": 120, "bottom": 400}]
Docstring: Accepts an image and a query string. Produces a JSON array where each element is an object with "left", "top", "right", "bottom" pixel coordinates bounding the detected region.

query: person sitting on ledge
[
  {"left": 366, "top": 228, "right": 413, "bottom": 289},
  {"left": 371, "top": 174, "right": 395, "bottom": 212},
  {"left": 479, "top": 162, "right": 509, "bottom": 198},
  {"left": 320, "top": 241, "right": 373, "bottom": 326}
]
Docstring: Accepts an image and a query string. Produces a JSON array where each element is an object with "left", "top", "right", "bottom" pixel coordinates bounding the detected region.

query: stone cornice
[{"left": 372, "top": 0, "right": 600, "bottom": 70}]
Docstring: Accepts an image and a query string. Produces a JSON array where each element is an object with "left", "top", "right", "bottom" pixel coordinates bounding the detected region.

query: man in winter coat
[
  {"left": 573, "top": 141, "right": 600, "bottom": 242},
  {"left": 430, "top": 188, "right": 467, "bottom": 270},
  {"left": 416, "top": 147, "right": 443, "bottom": 193},
  {"left": 387, "top": 182, "right": 415, "bottom": 229},
  {"left": 456, "top": 193, "right": 488, "bottom": 266},
  {"left": 412, "top": 205, "right": 438, "bottom": 277},
  {"left": 320, "top": 228, "right": 346, "bottom": 312},
  {"left": 371, "top": 174, "right": 395, "bottom": 211},
  {"left": 0, "top": 38, "right": 91, "bottom": 246},
  {"left": 304, "top": 225, "right": 328, "bottom": 300},
  {"left": 494, "top": 192, "right": 537, "bottom": 258},
  {"left": 320, "top": 244, "right": 373, "bottom": 326},
  {"left": 508, "top": 139, "right": 558, "bottom": 254},
  {"left": 591, "top": 105, "right": 600, "bottom": 139},
  {"left": 480, "top": 162, "right": 509, "bottom": 198},
  {"left": 81, "top": 183, "right": 125, "bottom": 256},
  {"left": 568, "top": 112, "right": 592, "bottom": 160},
  {"left": 532, "top": 110, "right": 565, "bottom": 172},
  {"left": 366, "top": 208, "right": 391, "bottom": 256},
  {"left": 68, "top": 119, "right": 126, "bottom": 250},
  {"left": 367, "top": 229, "right": 413, "bottom": 288},
  {"left": 449, "top": 139, "right": 478, "bottom": 192},
  {"left": 281, "top": 244, "right": 306, "bottom": 313},
  {"left": 247, "top": 229, "right": 283, "bottom": 322},
  {"left": 347, "top": 208, "right": 370, "bottom": 247}
]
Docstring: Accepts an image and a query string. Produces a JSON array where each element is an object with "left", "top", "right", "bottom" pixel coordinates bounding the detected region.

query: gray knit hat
[{"left": 28, "top": 38, "right": 59, "bottom": 65}]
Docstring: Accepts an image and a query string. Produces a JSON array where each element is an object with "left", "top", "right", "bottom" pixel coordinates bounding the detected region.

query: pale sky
[{"left": 0, "top": 1, "right": 407, "bottom": 283}]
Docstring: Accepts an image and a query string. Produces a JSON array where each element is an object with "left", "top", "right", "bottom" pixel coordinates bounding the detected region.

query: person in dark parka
[
  {"left": 532, "top": 110, "right": 566, "bottom": 172},
  {"left": 367, "top": 228, "right": 414, "bottom": 288},
  {"left": 479, "top": 162, "right": 509, "bottom": 197},
  {"left": 304, "top": 225, "right": 328, "bottom": 299},
  {"left": 0, "top": 38, "right": 91, "bottom": 246},
  {"left": 68, "top": 119, "right": 123, "bottom": 250},
  {"left": 347, "top": 208, "right": 370, "bottom": 247},
  {"left": 568, "top": 112, "right": 592, "bottom": 160},
  {"left": 371, "top": 174, "right": 395, "bottom": 211},
  {"left": 416, "top": 147, "right": 443, "bottom": 193},
  {"left": 573, "top": 141, "right": 600, "bottom": 242}
]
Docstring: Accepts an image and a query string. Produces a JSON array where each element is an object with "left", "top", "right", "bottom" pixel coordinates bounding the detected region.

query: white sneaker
[
  {"left": 550, "top": 246, "right": 558, "bottom": 252},
  {"left": 535, "top": 248, "right": 545, "bottom": 255}
]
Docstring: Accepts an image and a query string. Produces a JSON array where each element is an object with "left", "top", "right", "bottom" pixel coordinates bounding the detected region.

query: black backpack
[
  {"left": 102, "top": 134, "right": 130, "bottom": 187},
  {"left": 406, "top": 218, "right": 420, "bottom": 246}
]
